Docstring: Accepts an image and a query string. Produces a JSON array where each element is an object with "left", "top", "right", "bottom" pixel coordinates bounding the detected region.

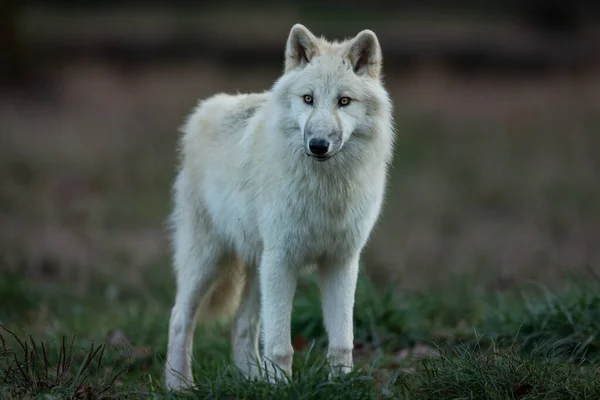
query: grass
[
  {"left": 399, "top": 346, "right": 600, "bottom": 399},
  {"left": 0, "top": 325, "right": 127, "bottom": 399},
  {"left": 1, "top": 266, "right": 599, "bottom": 399},
  {"left": 1, "top": 52, "right": 600, "bottom": 398}
]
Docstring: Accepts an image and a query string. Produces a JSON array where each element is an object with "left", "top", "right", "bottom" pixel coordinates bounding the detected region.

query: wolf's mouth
[{"left": 305, "top": 152, "right": 331, "bottom": 162}]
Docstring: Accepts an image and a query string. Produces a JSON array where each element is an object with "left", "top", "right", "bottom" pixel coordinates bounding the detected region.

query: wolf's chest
[{"left": 264, "top": 181, "right": 375, "bottom": 258}]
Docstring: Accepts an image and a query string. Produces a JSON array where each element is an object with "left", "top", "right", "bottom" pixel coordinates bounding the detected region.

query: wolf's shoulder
[{"left": 181, "top": 90, "right": 270, "bottom": 143}]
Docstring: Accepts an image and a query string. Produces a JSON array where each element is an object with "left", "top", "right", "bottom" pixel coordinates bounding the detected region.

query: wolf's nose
[{"left": 308, "top": 138, "right": 330, "bottom": 155}]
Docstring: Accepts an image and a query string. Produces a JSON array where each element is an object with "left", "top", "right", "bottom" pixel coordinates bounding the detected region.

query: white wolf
[{"left": 165, "top": 23, "right": 395, "bottom": 390}]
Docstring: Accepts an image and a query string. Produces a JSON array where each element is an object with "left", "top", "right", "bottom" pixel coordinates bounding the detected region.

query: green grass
[
  {"left": 1, "top": 266, "right": 599, "bottom": 399},
  {"left": 1, "top": 61, "right": 599, "bottom": 398}
]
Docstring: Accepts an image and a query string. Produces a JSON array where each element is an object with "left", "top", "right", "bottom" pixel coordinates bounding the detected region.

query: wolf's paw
[
  {"left": 328, "top": 363, "right": 352, "bottom": 380},
  {"left": 256, "top": 361, "right": 291, "bottom": 385},
  {"left": 164, "top": 370, "right": 195, "bottom": 392}
]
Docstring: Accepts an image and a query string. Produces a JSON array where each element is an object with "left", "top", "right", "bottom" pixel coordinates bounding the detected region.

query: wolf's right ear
[
  {"left": 285, "top": 24, "right": 319, "bottom": 72},
  {"left": 346, "top": 30, "right": 382, "bottom": 79}
]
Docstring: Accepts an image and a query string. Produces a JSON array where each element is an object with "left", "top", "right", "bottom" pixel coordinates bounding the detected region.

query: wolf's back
[{"left": 181, "top": 92, "right": 269, "bottom": 148}]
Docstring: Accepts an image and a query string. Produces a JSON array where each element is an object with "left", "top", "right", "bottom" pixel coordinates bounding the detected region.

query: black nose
[{"left": 308, "top": 138, "right": 330, "bottom": 155}]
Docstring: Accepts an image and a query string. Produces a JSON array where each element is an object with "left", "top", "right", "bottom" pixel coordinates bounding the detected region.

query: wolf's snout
[{"left": 308, "top": 138, "right": 330, "bottom": 156}]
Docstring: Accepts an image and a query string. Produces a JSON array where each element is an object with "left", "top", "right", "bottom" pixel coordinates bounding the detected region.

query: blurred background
[{"left": 1, "top": 0, "right": 599, "bottom": 293}]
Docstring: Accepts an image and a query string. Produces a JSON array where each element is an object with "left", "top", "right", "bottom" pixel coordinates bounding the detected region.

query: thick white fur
[{"left": 165, "top": 24, "right": 395, "bottom": 390}]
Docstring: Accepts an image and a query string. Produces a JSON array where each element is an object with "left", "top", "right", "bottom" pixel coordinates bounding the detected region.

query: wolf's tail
[{"left": 197, "top": 260, "right": 245, "bottom": 323}]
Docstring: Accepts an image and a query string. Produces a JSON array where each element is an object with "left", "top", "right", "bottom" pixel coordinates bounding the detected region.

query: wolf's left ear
[
  {"left": 347, "top": 30, "right": 382, "bottom": 79},
  {"left": 285, "top": 24, "right": 319, "bottom": 72}
]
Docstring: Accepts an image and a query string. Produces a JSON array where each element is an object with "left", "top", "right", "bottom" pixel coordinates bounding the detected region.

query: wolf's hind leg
[
  {"left": 165, "top": 225, "right": 222, "bottom": 391},
  {"left": 231, "top": 265, "right": 261, "bottom": 378}
]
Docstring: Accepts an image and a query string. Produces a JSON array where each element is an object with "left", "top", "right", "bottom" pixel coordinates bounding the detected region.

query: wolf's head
[{"left": 272, "top": 24, "right": 392, "bottom": 163}]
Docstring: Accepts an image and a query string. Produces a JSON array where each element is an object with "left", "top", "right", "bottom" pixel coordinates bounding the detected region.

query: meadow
[{"left": 1, "top": 61, "right": 599, "bottom": 399}]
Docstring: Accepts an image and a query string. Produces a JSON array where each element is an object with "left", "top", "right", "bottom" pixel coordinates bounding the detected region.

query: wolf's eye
[
  {"left": 338, "top": 97, "right": 351, "bottom": 107},
  {"left": 303, "top": 95, "right": 313, "bottom": 105}
]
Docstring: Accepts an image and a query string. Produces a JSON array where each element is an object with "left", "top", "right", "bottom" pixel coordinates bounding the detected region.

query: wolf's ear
[
  {"left": 346, "top": 30, "right": 382, "bottom": 79},
  {"left": 285, "top": 24, "right": 319, "bottom": 72}
]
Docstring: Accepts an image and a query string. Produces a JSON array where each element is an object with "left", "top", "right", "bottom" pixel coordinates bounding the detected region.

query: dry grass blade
[
  {"left": 29, "top": 335, "right": 39, "bottom": 360},
  {"left": 0, "top": 330, "right": 9, "bottom": 355},
  {"left": 98, "top": 367, "right": 128, "bottom": 396},
  {"left": 0, "top": 327, "right": 29, "bottom": 387},
  {"left": 72, "top": 341, "right": 103, "bottom": 389},
  {"left": 12, "top": 352, "right": 31, "bottom": 387},
  {"left": 41, "top": 341, "right": 50, "bottom": 382},
  {"left": 2, "top": 362, "right": 15, "bottom": 386},
  {"left": 84, "top": 343, "right": 98, "bottom": 371},
  {"left": 85, "top": 342, "right": 103, "bottom": 372},
  {"left": 96, "top": 344, "right": 105, "bottom": 371},
  {"left": 56, "top": 335, "right": 65, "bottom": 379},
  {"left": 29, "top": 334, "right": 41, "bottom": 387},
  {"left": 1, "top": 325, "right": 28, "bottom": 361},
  {"left": 65, "top": 334, "right": 76, "bottom": 379}
]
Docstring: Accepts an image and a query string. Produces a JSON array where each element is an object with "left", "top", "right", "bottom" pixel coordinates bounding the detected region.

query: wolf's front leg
[
  {"left": 259, "top": 250, "right": 297, "bottom": 383},
  {"left": 318, "top": 254, "right": 360, "bottom": 377}
]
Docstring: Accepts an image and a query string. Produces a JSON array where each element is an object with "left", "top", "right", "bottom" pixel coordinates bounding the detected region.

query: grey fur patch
[
  {"left": 236, "top": 104, "right": 260, "bottom": 123},
  {"left": 335, "top": 113, "right": 343, "bottom": 133},
  {"left": 363, "top": 92, "right": 380, "bottom": 117},
  {"left": 222, "top": 100, "right": 265, "bottom": 132}
]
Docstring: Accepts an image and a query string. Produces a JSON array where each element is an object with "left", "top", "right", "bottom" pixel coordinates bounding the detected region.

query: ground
[{"left": 0, "top": 62, "right": 599, "bottom": 399}]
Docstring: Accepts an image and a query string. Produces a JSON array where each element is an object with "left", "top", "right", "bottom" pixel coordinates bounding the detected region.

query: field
[{"left": 1, "top": 61, "right": 600, "bottom": 399}]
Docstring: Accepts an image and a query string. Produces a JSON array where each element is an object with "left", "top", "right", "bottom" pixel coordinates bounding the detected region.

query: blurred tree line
[
  {"left": 2, "top": 0, "right": 599, "bottom": 87},
  {"left": 15, "top": 0, "right": 600, "bottom": 32}
]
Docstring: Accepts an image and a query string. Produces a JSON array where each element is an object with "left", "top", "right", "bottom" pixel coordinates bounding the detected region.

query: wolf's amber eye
[
  {"left": 303, "top": 95, "right": 313, "bottom": 105},
  {"left": 338, "top": 97, "right": 351, "bottom": 107}
]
